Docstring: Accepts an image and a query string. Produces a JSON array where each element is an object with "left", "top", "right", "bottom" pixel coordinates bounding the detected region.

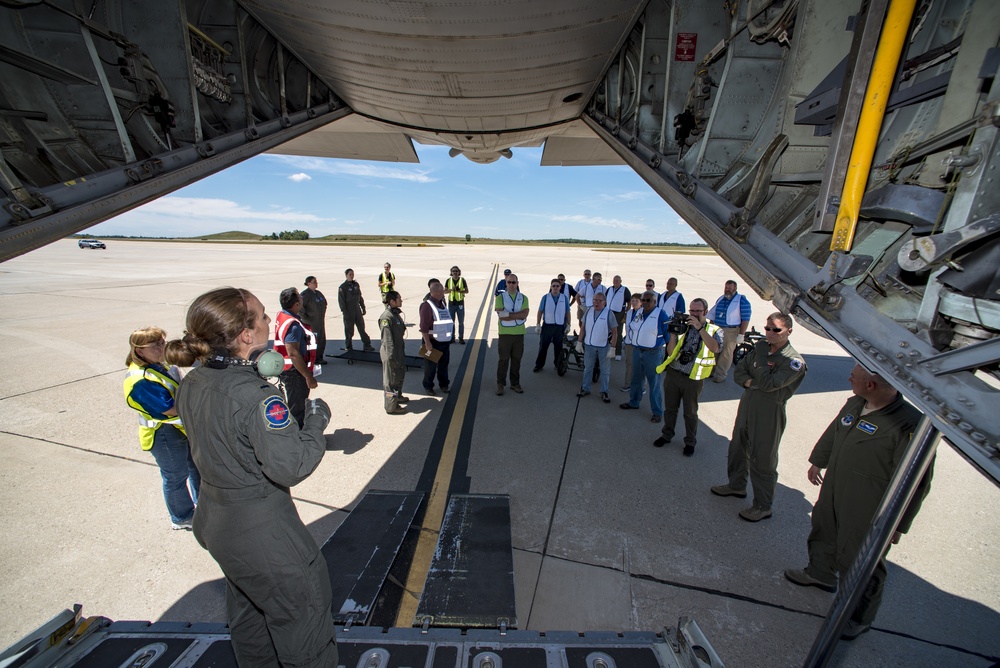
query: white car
[{"left": 78, "top": 239, "right": 106, "bottom": 249}]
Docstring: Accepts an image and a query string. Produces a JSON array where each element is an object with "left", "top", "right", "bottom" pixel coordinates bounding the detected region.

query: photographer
[{"left": 653, "top": 298, "right": 722, "bottom": 455}]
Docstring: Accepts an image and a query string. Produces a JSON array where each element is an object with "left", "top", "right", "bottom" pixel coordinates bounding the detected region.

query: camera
[{"left": 667, "top": 312, "right": 690, "bottom": 335}]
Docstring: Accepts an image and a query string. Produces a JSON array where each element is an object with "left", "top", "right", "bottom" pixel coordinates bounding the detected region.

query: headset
[{"left": 205, "top": 349, "right": 284, "bottom": 378}]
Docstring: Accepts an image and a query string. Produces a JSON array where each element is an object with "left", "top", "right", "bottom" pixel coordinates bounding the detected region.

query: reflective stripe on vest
[
  {"left": 623, "top": 308, "right": 641, "bottom": 345},
  {"left": 123, "top": 363, "right": 185, "bottom": 451},
  {"left": 541, "top": 292, "right": 567, "bottom": 325},
  {"left": 632, "top": 307, "right": 664, "bottom": 348},
  {"left": 499, "top": 291, "right": 526, "bottom": 328},
  {"left": 584, "top": 307, "right": 614, "bottom": 346},
  {"left": 429, "top": 300, "right": 454, "bottom": 341},
  {"left": 274, "top": 311, "right": 317, "bottom": 373},
  {"left": 446, "top": 276, "right": 466, "bottom": 302},
  {"left": 380, "top": 272, "right": 395, "bottom": 294},
  {"left": 660, "top": 322, "right": 721, "bottom": 379}
]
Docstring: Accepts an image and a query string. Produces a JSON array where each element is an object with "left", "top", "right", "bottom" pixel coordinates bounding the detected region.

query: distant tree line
[{"left": 263, "top": 230, "right": 310, "bottom": 240}]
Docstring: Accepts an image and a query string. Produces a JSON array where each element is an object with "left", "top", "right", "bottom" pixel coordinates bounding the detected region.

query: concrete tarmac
[{"left": 0, "top": 239, "right": 997, "bottom": 667}]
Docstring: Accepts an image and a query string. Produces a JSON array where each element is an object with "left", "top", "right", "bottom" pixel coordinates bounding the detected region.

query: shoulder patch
[
  {"left": 262, "top": 396, "right": 292, "bottom": 430},
  {"left": 856, "top": 420, "right": 878, "bottom": 435},
  {"left": 789, "top": 358, "right": 803, "bottom": 371},
  {"left": 841, "top": 414, "right": 855, "bottom": 426}
]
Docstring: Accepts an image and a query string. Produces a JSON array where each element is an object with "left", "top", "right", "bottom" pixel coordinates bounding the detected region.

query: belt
[
  {"left": 200, "top": 479, "right": 282, "bottom": 504},
  {"left": 721, "top": 325, "right": 741, "bottom": 329},
  {"left": 636, "top": 345, "right": 662, "bottom": 352}
]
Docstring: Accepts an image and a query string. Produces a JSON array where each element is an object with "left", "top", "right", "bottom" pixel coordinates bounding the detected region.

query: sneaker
[
  {"left": 576, "top": 389, "right": 591, "bottom": 398},
  {"left": 387, "top": 406, "right": 408, "bottom": 415},
  {"left": 620, "top": 403, "right": 639, "bottom": 410},
  {"left": 601, "top": 392, "right": 610, "bottom": 403},
  {"left": 739, "top": 506, "right": 773, "bottom": 522},
  {"left": 784, "top": 568, "right": 837, "bottom": 593},
  {"left": 710, "top": 484, "right": 747, "bottom": 498},
  {"left": 511, "top": 385, "right": 524, "bottom": 394},
  {"left": 497, "top": 384, "right": 505, "bottom": 395},
  {"left": 171, "top": 518, "right": 193, "bottom": 531},
  {"left": 682, "top": 444, "right": 695, "bottom": 456},
  {"left": 841, "top": 620, "right": 872, "bottom": 641},
  {"left": 653, "top": 437, "right": 670, "bottom": 448},
  {"left": 614, "top": 355, "right": 622, "bottom": 361},
  {"left": 620, "top": 385, "right": 629, "bottom": 392},
  {"left": 651, "top": 414, "right": 662, "bottom": 423}
]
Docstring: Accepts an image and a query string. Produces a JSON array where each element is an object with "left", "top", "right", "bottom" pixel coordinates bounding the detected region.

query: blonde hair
[
  {"left": 164, "top": 287, "right": 257, "bottom": 366},
  {"left": 126, "top": 326, "right": 167, "bottom": 366}
]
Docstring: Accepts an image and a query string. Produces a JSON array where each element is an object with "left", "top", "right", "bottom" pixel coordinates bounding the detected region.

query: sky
[{"left": 86, "top": 145, "right": 702, "bottom": 245}]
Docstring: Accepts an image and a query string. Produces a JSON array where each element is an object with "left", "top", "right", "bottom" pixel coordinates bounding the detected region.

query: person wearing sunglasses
[
  {"left": 711, "top": 312, "right": 807, "bottom": 522},
  {"left": 495, "top": 273, "right": 530, "bottom": 395},
  {"left": 446, "top": 266, "right": 469, "bottom": 344},
  {"left": 620, "top": 291, "right": 672, "bottom": 422}
]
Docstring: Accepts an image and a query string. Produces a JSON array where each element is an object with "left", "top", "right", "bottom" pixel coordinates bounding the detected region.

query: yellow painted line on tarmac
[{"left": 394, "top": 264, "right": 499, "bottom": 627}]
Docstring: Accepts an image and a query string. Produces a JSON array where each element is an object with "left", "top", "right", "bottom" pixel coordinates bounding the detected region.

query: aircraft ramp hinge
[
  {"left": 4, "top": 196, "right": 53, "bottom": 224},
  {"left": 726, "top": 210, "right": 751, "bottom": 243},
  {"left": 124, "top": 160, "right": 164, "bottom": 183}
]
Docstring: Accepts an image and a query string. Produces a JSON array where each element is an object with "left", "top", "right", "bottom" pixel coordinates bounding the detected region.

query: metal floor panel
[
  {"left": 322, "top": 490, "right": 424, "bottom": 624},
  {"left": 416, "top": 494, "right": 517, "bottom": 629}
]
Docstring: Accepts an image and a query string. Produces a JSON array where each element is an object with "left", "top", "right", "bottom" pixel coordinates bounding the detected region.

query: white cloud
[
  {"left": 267, "top": 155, "right": 437, "bottom": 183},
  {"left": 288, "top": 172, "right": 312, "bottom": 182},
  {"left": 597, "top": 191, "right": 647, "bottom": 202},
  {"left": 89, "top": 196, "right": 337, "bottom": 237}
]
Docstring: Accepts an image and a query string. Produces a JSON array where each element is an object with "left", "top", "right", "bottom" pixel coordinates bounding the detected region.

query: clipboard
[{"left": 419, "top": 345, "right": 443, "bottom": 363}]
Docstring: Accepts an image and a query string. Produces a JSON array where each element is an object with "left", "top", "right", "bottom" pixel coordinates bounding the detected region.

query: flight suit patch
[
  {"left": 856, "top": 420, "right": 878, "bottom": 435},
  {"left": 841, "top": 414, "right": 855, "bottom": 426},
  {"left": 262, "top": 396, "right": 291, "bottom": 430},
  {"left": 790, "top": 358, "right": 803, "bottom": 371}
]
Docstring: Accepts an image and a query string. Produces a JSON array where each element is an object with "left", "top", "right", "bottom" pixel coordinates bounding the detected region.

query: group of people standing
[{"left": 119, "top": 261, "right": 933, "bottom": 660}]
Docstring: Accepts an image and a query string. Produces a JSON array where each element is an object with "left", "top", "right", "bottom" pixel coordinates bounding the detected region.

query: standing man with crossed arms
[
  {"left": 712, "top": 280, "right": 752, "bottom": 383},
  {"left": 534, "top": 277, "right": 570, "bottom": 373}
]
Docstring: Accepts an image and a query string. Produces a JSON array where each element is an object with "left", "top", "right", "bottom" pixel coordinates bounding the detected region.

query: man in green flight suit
[
  {"left": 379, "top": 291, "right": 409, "bottom": 415},
  {"left": 784, "top": 363, "right": 933, "bottom": 640},
  {"left": 711, "top": 312, "right": 807, "bottom": 521}
]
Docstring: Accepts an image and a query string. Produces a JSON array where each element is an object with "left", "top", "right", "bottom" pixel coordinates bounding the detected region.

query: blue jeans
[
  {"left": 449, "top": 302, "right": 465, "bottom": 339},
  {"left": 148, "top": 424, "right": 201, "bottom": 524},
  {"left": 629, "top": 347, "right": 664, "bottom": 416},
  {"left": 582, "top": 344, "right": 611, "bottom": 394}
]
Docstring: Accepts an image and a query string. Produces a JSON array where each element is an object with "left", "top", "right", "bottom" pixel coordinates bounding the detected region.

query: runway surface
[{"left": 0, "top": 239, "right": 997, "bottom": 667}]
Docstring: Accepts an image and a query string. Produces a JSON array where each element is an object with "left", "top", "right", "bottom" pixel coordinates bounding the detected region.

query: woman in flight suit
[{"left": 164, "top": 287, "right": 337, "bottom": 667}]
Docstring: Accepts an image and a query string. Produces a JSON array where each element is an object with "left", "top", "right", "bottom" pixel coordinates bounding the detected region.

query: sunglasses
[
  {"left": 640, "top": 298, "right": 653, "bottom": 303},
  {"left": 506, "top": 280, "right": 518, "bottom": 284},
  {"left": 764, "top": 326, "right": 784, "bottom": 333}
]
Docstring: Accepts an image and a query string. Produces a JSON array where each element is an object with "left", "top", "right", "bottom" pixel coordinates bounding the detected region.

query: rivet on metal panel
[
  {"left": 650, "top": 154, "right": 661, "bottom": 168},
  {"left": 958, "top": 422, "right": 974, "bottom": 433},
  {"left": 970, "top": 432, "right": 987, "bottom": 443},
  {"left": 945, "top": 412, "right": 961, "bottom": 423},
  {"left": 896, "top": 353, "right": 905, "bottom": 359},
  {"left": 899, "top": 341, "right": 909, "bottom": 348},
  {"left": 850, "top": 337, "right": 863, "bottom": 344}
]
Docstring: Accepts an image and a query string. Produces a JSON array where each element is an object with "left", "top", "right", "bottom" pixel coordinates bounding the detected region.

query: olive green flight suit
[
  {"left": 176, "top": 363, "right": 337, "bottom": 668},
  {"left": 805, "top": 393, "right": 932, "bottom": 625},
  {"left": 726, "top": 340, "right": 807, "bottom": 510},
  {"left": 380, "top": 304, "right": 406, "bottom": 413}
]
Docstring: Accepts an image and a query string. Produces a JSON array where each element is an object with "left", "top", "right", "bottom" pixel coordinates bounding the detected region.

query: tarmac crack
[
  {"left": 515, "top": 546, "right": 999, "bottom": 662},
  {"left": 0, "top": 369, "right": 123, "bottom": 401}
]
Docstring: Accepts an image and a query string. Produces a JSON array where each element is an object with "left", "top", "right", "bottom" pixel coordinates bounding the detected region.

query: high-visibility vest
[
  {"left": 428, "top": 300, "right": 454, "bottom": 341},
  {"left": 632, "top": 307, "right": 664, "bottom": 348},
  {"left": 497, "top": 291, "right": 527, "bottom": 330},
  {"left": 446, "top": 276, "right": 467, "bottom": 302},
  {"left": 274, "top": 311, "right": 317, "bottom": 373},
  {"left": 123, "top": 363, "right": 185, "bottom": 451},
  {"left": 379, "top": 272, "right": 395, "bottom": 295},
  {"left": 583, "top": 307, "right": 614, "bottom": 346},
  {"left": 659, "top": 291, "right": 682, "bottom": 317},
  {"left": 658, "top": 322, "right": 721, "bottom": 379},
  {"left": 540, "top": 292, "right": 568, "bottom": 325},
  {"left": 606, "top": 285, "right": 627, "bottom": 312}
]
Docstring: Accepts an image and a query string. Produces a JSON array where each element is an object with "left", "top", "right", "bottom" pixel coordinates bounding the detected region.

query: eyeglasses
[
  {"left": 640, "top": 298, "right": 653, "bottom": 303},
  {"left": 764, "top": 326, "right": 784, "bottom": 333},
  {"left": 506, "top": 280, "right": 518, "bottom": 284}
]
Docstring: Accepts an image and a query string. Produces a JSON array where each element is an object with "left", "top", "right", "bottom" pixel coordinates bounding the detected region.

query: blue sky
[{"left": 88, "top": 145, "right": 700, "bottom": 244}]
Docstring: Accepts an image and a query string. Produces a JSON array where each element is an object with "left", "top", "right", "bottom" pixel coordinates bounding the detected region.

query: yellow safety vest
[
  {"left": 379, "top": 271, "right": 395, "bottom": 295},
  {"left": 446, "top": 276, "right": 467, "bottom": 302},
  {"left": 657, "top": 322, "right": 721, "bottom": 380},
  {"left": 123, "top": 363, "right": 185, "bottom": 451}
]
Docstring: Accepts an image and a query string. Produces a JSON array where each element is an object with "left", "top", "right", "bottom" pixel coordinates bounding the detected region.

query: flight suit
[
  {"left": 175, "top": 363, "right": 337, "bottom": 668},
  {"left": 338, "top": 279, "right": 372, "bottom": 350},
  {"left": 380, "top": 304, "right": 407, "bottom": 413},
  {"left": 805, "top": 393, "right": 932, "bottom": 625},
  {"left": 726, "top": 340, "right": 807, "bottom": 510},
  {"left": 299, "top": 286, "right": 328, "bottom": 361}
]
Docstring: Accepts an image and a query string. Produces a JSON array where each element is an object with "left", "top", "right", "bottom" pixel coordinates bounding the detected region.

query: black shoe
[
  {"left": 841, "top": 620, "right": 872, "bottom": 641},
  {"left": 441, "top": 386, "right": 450, "bottom": 393},
  {"left": 601, "top": 392, "right": 610, "bottom": 403},
  {"left": 620, "top": 403, "right": 639, "bottom": 410},
  {"left": 784, "top": 568, "right": 837, "bottom": 592},
  {"left": 577, "top": 389, "right": 591, "bottom": 398},
  {"left": 653, "top": 437, "right": 670, "bottom": 447},
  {"left": 398, "top": 396, "right": 410, "bottom": 403},
  {"left": 459, "top": 338, "right": 466, "bottom": 344},
  {"left": 683, "top": 444, "right": 695, "bottom": 456},
  {"left": 425, "top": 387, "right": 436, "bottom": 395},
  {"left": 651, "top": 414, "right": 662, "bottom": 423},
  {"left": 533, "top": 366, "right": 542, "bottom": 372},
  {"left": 363, "top": 345, "right": 376, "bottom": 352}
]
